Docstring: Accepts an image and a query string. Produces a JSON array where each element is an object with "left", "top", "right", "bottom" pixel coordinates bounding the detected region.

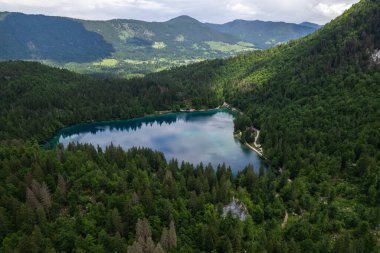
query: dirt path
[
  {"left": 245, "top": 129, "right": 264, "bottom": 157},
  {"left": 245, "top": 142, "right": 264, "bottom": 157},
  {"left": 254, "top": 130, "right": 260, "bottom": 147}
]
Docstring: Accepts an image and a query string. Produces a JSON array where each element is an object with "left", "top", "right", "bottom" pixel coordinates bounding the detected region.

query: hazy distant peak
[
  {"left": 226, "top": 19, "right": 299, "bottom": 26},
  {"left": 299, "top": 22, "right": 321, "bottom": 29},
  {"left": 167, "top": 15, "right": 200, "bottom": 23},
  {"left": 228, "top": 19, "right": 252, "bottom": 24}
]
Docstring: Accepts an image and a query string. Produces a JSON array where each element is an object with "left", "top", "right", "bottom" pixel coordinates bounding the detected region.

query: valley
[{"left": 0, "top": 12, "right": 319, "bottom": 78}]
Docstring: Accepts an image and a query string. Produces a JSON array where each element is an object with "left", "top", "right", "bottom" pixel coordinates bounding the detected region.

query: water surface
[{"left": 49, "top": 110, "right": 263, "bottom": 173}]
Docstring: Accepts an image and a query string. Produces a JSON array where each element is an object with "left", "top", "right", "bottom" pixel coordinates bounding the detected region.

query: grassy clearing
[
  {"left": 152, "top": 42, "right": 167, "bottom": 49},
  {"left": 206, "top": 41, "right": 256, "bottom": 52},
  {"left": 93, "top": 58, "right": 118, "bottom": 67},
  {"left": 124, "top": 59, "right": 148, "bottom": 65},
  {"left": 237, "top": 41, "right": 255, "bottom": 47}
]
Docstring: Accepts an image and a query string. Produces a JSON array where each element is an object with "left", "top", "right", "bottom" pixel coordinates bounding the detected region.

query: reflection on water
[{"left": 49, "top": 110, "right": 263, "bottom": 173}]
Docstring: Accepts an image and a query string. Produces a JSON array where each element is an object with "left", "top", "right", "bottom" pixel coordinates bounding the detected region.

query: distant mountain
[
  {"left": 299, "top": 21, "right": 321, "bottom": 29},
  {"left": 206, "top": 20, "right": 320, "bottom": 48},
  {"left": 167, "top": 15, "right": 202, "bottom": 24},
  {"left": 0, "top": 12, "right": 318, "bottom": 77},
  {"left": 0, "top": 13, "right": 114, "bottom": 63}
]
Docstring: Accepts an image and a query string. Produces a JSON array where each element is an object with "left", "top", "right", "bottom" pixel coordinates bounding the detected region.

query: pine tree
[
  {"left": 127, "top": 241, "right": 143, "bottom": 253},
  {"left": 154, "top": 243, "right": 165, "bottom": 253},
  {"left": 160, "top": 227, "right": 169, "bottom": 251},
  {"left": 145, "top": 237, "right": 156, "bottom": 253},
  {"left": 132, "top": 218, "right": 155, "bottom": 252},
  {"left": 26, "top": 187, "right": 42, "bottom": 210},
  {"left": 168, "top": 220, "right": 177, "bottom": 249},
  {"left": 57, "top": 173, "right": 67, "bottom": 197},
  {"left": 40, "top": 182, "right": 52, "bottom": 211},
  {"left": 136, "top": 218, "right": 152, "bottom": 241},
  {"left": 31, "top": 179, "right": 41, "bottom": 198}
]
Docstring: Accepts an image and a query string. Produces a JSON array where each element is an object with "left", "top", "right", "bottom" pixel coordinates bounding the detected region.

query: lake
[{"left": 48, "top": 109, "right": 263, "bottom": 173}]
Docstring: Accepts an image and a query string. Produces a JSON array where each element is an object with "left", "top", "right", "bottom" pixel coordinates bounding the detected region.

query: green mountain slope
[
  {"left": 81, "top": 15, "right": 247, "bottom": 60},
  {"left": 0, "top": 13, "right": 254, "bottom": 77},
  {"left": 0, "top": 0, "right": 379, "bottom": 252},
  {"left": 206, "top": 20, "right": 320, "bottom": 48},
  {"left": 0, "top": 13, "right": 114, "bottom": 63},
  {"left": 0, "top": 12, "right": 318, "bottom": 78}
]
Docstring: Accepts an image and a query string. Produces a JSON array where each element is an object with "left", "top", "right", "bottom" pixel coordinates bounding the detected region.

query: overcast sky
[{"left": 0, "top": 0, "right": 359, "bottom": 24}]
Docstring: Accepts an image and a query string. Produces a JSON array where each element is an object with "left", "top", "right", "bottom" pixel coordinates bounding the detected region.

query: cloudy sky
[{"left": 0, "top": 0, "right": 359, "bottom": 24}]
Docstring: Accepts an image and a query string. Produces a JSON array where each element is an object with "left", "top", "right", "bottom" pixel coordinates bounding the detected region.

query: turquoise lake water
[{"left": 49, "top": 110, "right": 263, "bottom": 173}]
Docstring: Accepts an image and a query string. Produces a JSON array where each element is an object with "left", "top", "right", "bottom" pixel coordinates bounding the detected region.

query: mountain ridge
[
  {"left": 0, "top": 11, "right": 319, "bottom": 77},
  {"left": 205, "top": 19, "right": 320, "bottom": 48},
  {"left": 0, "top": 11, "right": 321, "bottom": 26}
]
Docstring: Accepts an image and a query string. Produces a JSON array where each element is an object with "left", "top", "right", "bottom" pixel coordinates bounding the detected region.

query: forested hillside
[
  {"left": 0, "top": 13, "right": 114, "bottom": 63},
  {"left": 0, "top": 0, "right": 379, "bottom": 252},
  {"left": 0, "top": 60, "right": 224, "bottom": 143},
  {"left": 143, "top": 0, "right": 380, "bottom": 174}
]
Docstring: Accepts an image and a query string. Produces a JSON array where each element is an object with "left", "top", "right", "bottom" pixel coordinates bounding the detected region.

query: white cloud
[
  {"left": 0, "top": 0, "right": 359, "bottom": 24},
  {"left": 315, "top": 2, "right": 353, "bottom": 16},
  {"left": 227, "top": 2, "right": 257, "bottom": 16}
]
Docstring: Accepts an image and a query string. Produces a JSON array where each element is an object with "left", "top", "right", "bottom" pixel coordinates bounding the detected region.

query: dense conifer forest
[{"left": 0, "top": 0, "right": 379, "bottom": 252}]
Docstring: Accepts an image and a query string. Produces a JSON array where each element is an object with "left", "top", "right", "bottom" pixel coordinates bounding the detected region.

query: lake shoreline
[
  {"left": 42, "top": 106, "right": 232, "bottom": 148},
  {"left": 43, "top": 103, "right": 267, "bottom": 164},
  {"left": 157, "top": 106, "right": 269, "bottom": 160},
  {"left": 244, "top": 142, "right": 265, "bottom": 159},
  {"left": 46, "top": 109, "right": 263, "bottom": 172},
  {"left": 234, "top": 132, "right": 267, "bottom": 160},
  {"left": 43, "top": 104, "right": 267, "bottom": 163}
]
